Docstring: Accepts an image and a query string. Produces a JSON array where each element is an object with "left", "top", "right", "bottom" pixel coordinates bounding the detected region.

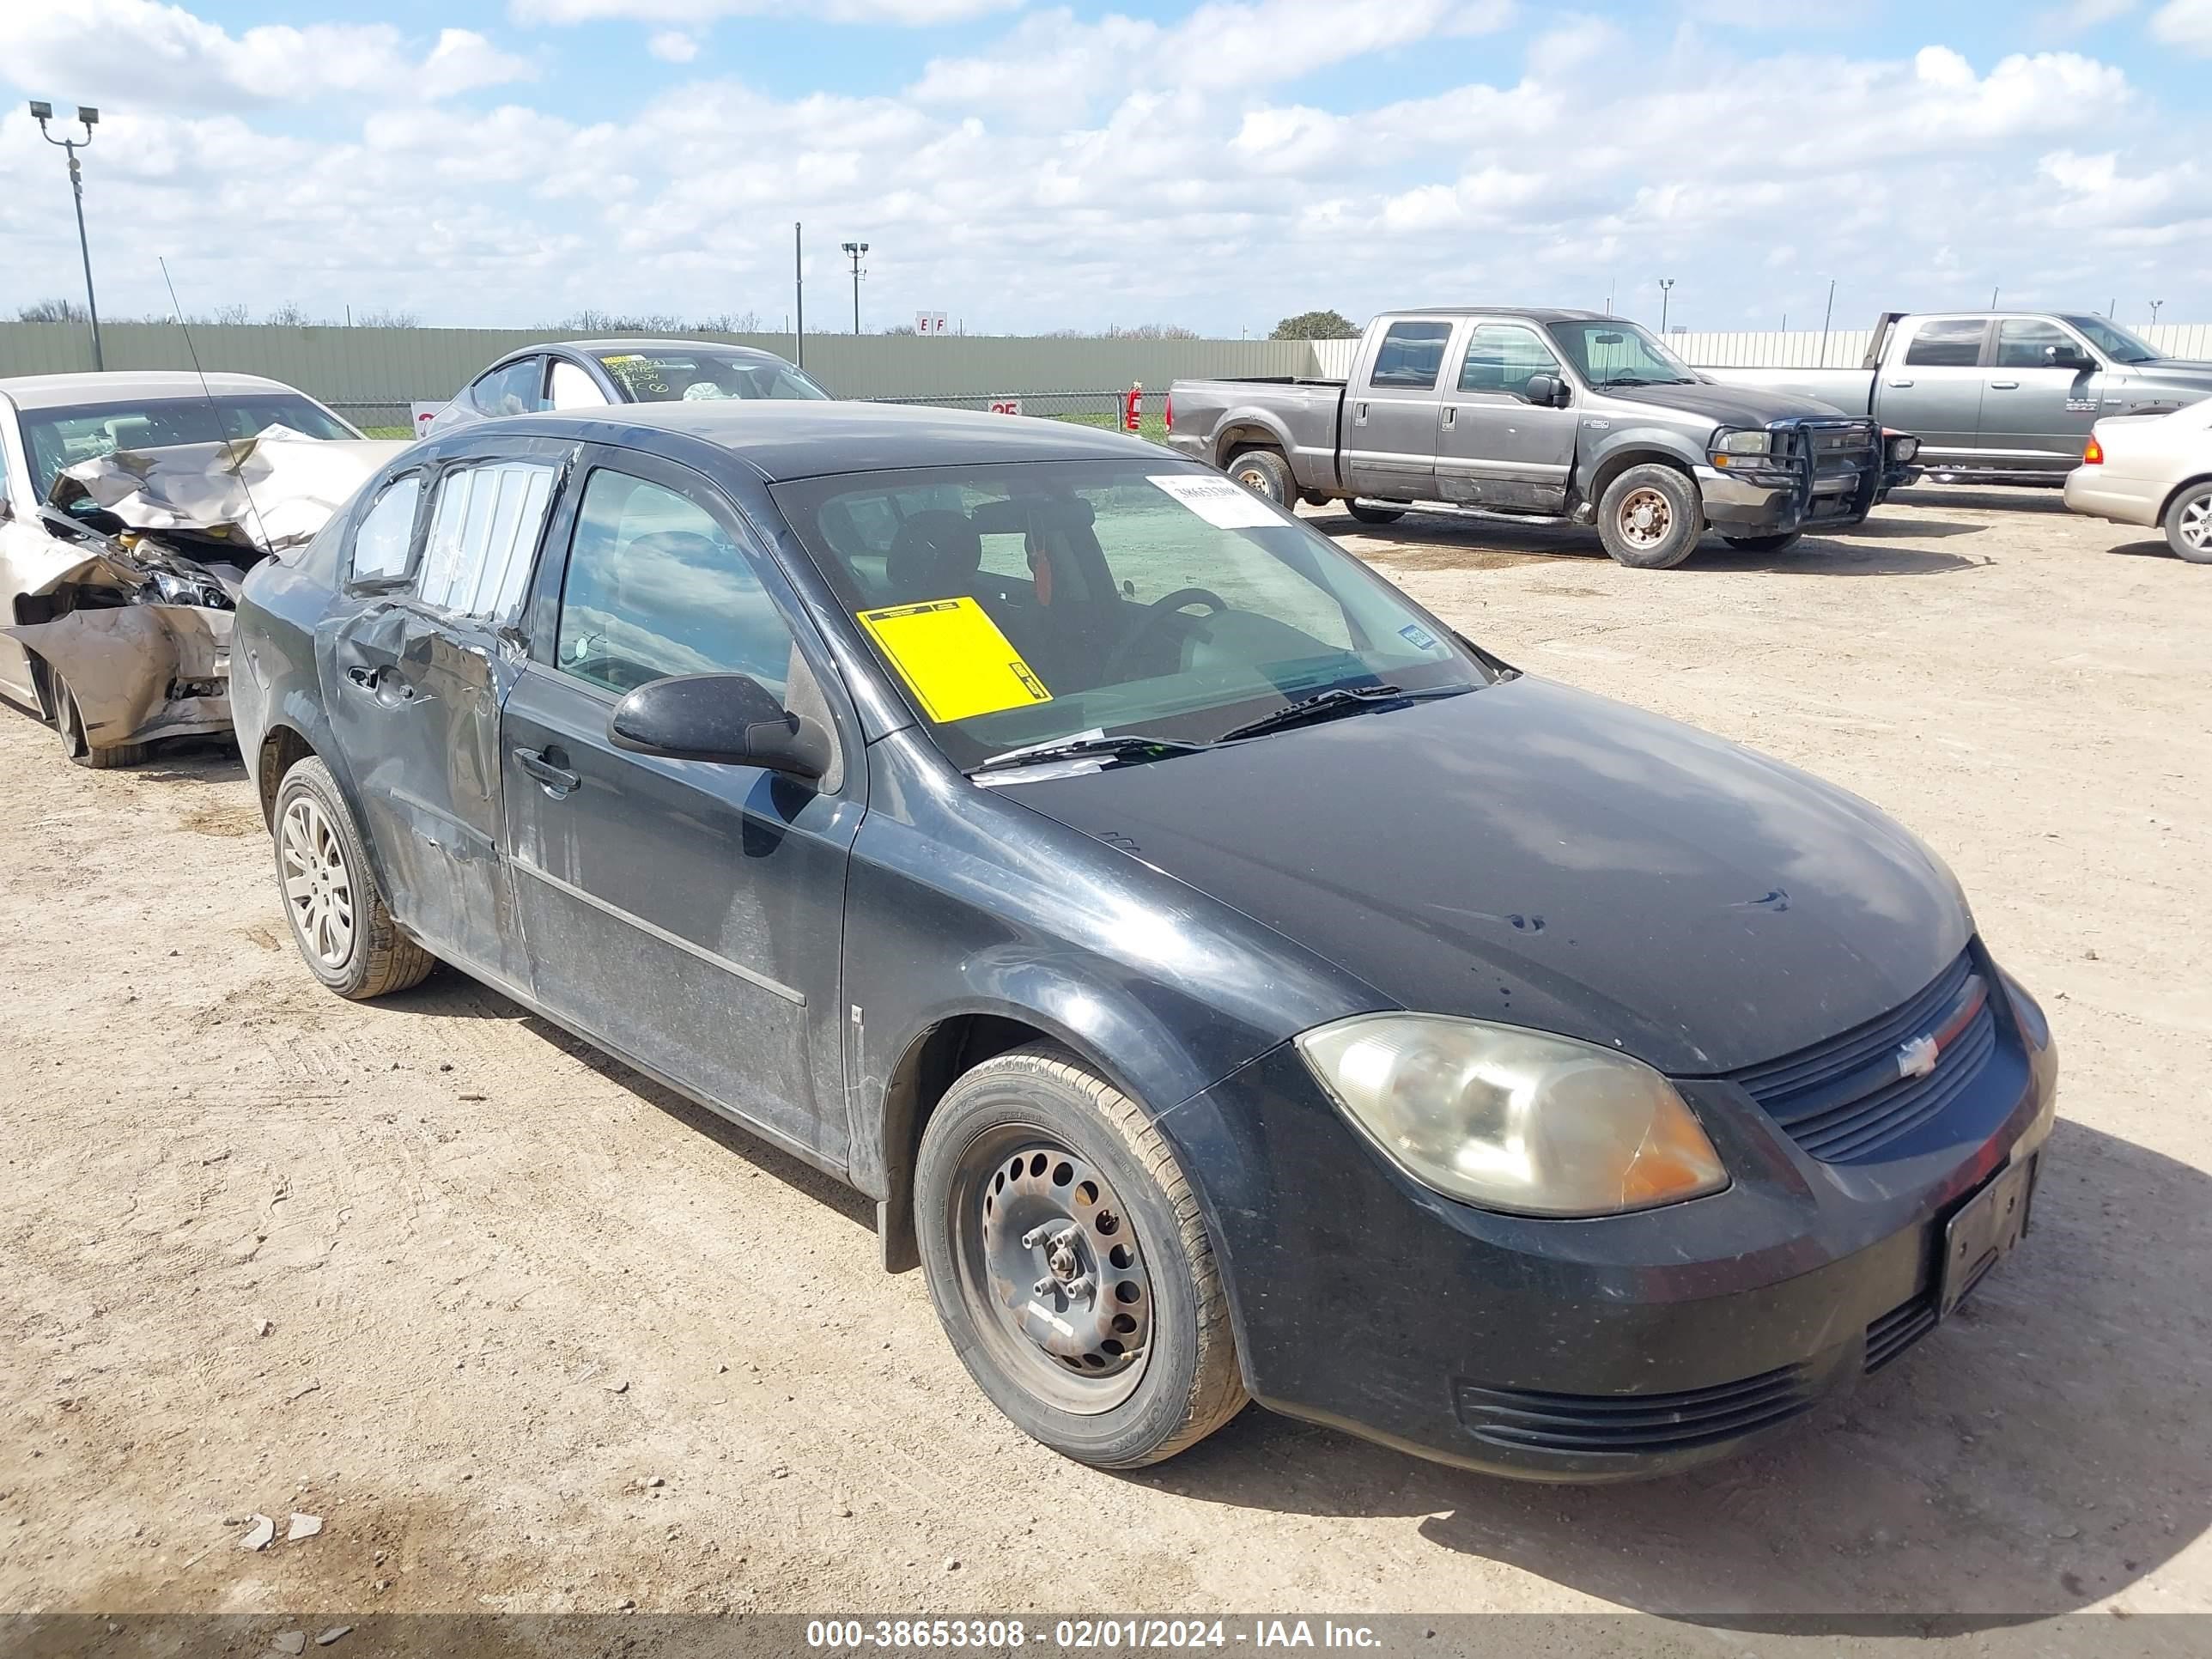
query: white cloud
[
  {"left": 2150, "top": 0, "right": 2212, "bottom": 52},
  {"left": 648, "top": 30, "right": 701, "bottom": 62},
  {"left": 0, "top": 0, "right": 533, "bottom": 106},
  {"left": 1528, "top": 15, "right": 1620, "bottom": 76},
  {"left": 2033, "top": 0, "right": 2136, "bottom": 31},
  {"left": 511, "top": 0, "right": 1019, "bottom": 23}
]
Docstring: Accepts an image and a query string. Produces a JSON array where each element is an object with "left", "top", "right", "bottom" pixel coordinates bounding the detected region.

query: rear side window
[
  {"left": 349, "top": 475, "right": 421, "bottom": 584},
  {"left": 467, "top": 358, "right": 544, "bottom": 418},
  {"left": 553, "top": 468, "right": 794, "bottom": 697},
  {"left": 1367, "top": 322, "right": 1453, "bottom": 390},
  {"left": 1904, "top": 319, "right": 1986, "bottom": 368},
  {"left": 416, "top": 461, "right": 557, "bottom": 617}
]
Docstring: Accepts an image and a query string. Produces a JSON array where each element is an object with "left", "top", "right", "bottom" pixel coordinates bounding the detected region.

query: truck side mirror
[
  {"left": 2044, "top": 344, "right": 2091, "bottom": 371},
  {"left": 1523, "top": 374, "right": 1568, "bottom": 408}
]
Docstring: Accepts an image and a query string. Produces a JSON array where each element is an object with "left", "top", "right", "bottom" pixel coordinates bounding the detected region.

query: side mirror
[
  {"left": 2044, "top": 344, "right": 2091, "bottom": 371},
  {"left": 608, "top": 672, "right": 832, "bottom": 781},
  {"left": 1523, "top": 373, "right": 1568, "bottom": 407}
]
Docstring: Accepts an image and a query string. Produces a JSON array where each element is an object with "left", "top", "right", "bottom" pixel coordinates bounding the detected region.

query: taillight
[
  {"left": 1164, "top": 392, "right": 1174, "bottom": 434},
  {"left": 2083, "top": 436, "right": 2103, "bottom": 465}
]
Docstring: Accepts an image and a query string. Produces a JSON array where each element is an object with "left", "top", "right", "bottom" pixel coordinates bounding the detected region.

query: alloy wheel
[
  {"left": 280, "top": 796, "right": 356, "bottom": 969},
  {"left": 2181, "top": 494, "right": 2211, "bottom": 554}
]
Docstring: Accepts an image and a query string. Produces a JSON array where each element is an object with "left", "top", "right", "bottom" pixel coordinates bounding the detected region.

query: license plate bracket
[{"left": 1940, "top": 1155, "right": 2036, "bottom": 1318}]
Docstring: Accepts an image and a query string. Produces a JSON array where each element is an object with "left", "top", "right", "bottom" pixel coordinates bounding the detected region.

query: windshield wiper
[
  {"left": 1215, "top": 683, "right": 1467, "bottom": 744},
  {"left": 970, "top": 733, "right": 1210, "bottom": 776}
]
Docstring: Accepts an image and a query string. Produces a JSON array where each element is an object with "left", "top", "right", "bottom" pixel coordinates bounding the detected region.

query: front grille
[
  {"left": 1454, "top": 1363, "right": 1815, "bottom": 1455},
  {"left": 1728, "top": 950, "right": 2000, "bottom": 1164},
  {"left": 1864, "top": 1291, "right": 1939, "bottom": 1372}
]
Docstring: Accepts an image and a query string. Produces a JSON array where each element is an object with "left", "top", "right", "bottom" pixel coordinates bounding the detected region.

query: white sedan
[{"left": 2063, "top": 398, "right": 2212, "bottom": 563}]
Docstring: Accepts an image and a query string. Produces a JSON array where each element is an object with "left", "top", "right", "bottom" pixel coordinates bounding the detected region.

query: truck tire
[
  {"left": 915, "top": 1044, "right": 1248, "bottom": 1469},
  {"left": 2164, "top": 480, "right": 2212, "bottom": 564},
  {"left": 1596, "top": 465, "right": 1702, "bottom": 568},
  {"left": 1224, "top": 447, "right": 1294, "bottom": 508},
  {"left": 272, "top": 757, "right": 436, "bottom": 1000},
  {"left": 1348, "top": 501, "right": 1407, "bottom": 526},
  {"left": 1721, "top": 532, "right": 1803, "bottom": 554}
]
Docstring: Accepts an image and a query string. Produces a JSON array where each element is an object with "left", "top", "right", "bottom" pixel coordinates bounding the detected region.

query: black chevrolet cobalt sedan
[{"left": 232, "top": 402, "right": 2056, "bottom": 1480}]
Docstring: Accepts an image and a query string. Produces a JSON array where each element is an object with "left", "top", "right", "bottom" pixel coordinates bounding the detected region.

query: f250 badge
[{"left": 1583, "top": 419, "right": 1610, "bottom": 429}]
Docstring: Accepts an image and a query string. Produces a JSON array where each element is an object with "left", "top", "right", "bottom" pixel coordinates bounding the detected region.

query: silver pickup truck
[
  {"left": 1168, "top": 307, "right": 1916, "bottom": 568},
  {"left": 1707, "top": 311, "right": 2212, "bottom": 485}
]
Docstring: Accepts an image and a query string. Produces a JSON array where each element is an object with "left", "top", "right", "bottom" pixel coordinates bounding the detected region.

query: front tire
[
  {"left": 272, "top": 757, "right": 435, "bottom": 1000},
  {"left": 1348, "top": 501, "right": 1407, "bottom": 526},
  {"left": 1223, "top": 447, "right": 1294, "bottom": 508},
  {"left": 915, "top": 1046, "right": 1247, "bottom": 1468},
  {"left": 2165, "top": 481, "right": 2212, "bottom": 563},
  {"left": 1720, "top": 531, "right": 1803, "bottom": 554},
  {"left": 1596, "top": 464, "right": 1702, "bottom": 568},
  {"left": 46, "top": 666, "right": 150, "bottom": 769}
]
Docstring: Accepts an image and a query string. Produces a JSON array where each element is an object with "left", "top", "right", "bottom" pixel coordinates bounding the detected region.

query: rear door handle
[
  {"left": 1441, "top": 406, "right": 1456, "bottom": 428},
  {"left": 514, "top": 748, "right": 580, "bottom": 795},
  {"left": 1989, "top": 380, "right": 2020, "bottom": 390}
]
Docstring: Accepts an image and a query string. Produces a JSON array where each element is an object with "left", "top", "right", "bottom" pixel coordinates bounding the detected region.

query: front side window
[
  {"left": 467, "top": 359, "right": 544, "bottom": 418},
  {"left": 549, "top": 360, "right": 609, "bottom": 410},
  {"left": 1905, "top": 319, "right": 1987, "bottom": 368},
  {"left": 592, "top": 349, "right": 829, "bottom": 404},
  {"left": 774, "top": 460, "right": 1489, "bottom": 769},
  {"left": 416, "top": 460, "right": 557, "bottom": 617},
  {"left": 349, "top": 474, "right": 421, "bottom": 584},
  {"left": 553, "top": 468, "right": 795, "bottom": 697},
  {"left": 19, "top": 395, "right": 356, "bottom": 500},
  {"left": 1367, "top": 323, "right": 1454, "bottom": 390},
  {"left": 1994, "top": 319, "right": 2075, "bottom": 369},
  {"left": 1457, "top": 324, "right": 1565, "bottom": 396}
]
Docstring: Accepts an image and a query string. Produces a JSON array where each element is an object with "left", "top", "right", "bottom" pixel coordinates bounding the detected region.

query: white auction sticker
[{"left": 1147, "top": 473, "right": 1285, "bottom": 529}]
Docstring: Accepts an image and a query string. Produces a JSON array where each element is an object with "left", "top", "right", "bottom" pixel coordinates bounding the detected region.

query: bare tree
[
  {"left": 352, "top": 307, "right": 422, "bottom": 328},
  {"left": 16, "top": 297, "right": 89, "bottom": 324}
]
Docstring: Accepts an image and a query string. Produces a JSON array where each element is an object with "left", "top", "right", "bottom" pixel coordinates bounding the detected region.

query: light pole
[
  {"left": 31, "top": 100, "right": 103, "bottom": 371},
  {"left": 1657, "top": 277, "right": 1674, "bottom": 332},
  {"left": 841, "top": 240, "right": 868, "bottom": 335},
  {"left": 2149, "top": 299, "right": 2165, "bottom": 329},
  {"left": 1819, "top": 276, "right": 1836, "bottom": 364}
]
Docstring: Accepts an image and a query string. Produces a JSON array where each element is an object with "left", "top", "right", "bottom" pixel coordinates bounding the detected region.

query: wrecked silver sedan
[{"left": 0, "top": 372, "right": 403, "bottom": 767}]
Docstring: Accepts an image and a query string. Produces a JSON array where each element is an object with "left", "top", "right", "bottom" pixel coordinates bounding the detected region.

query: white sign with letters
[{"left": 915, "top": 311, "right": 950, "bottom": 335}]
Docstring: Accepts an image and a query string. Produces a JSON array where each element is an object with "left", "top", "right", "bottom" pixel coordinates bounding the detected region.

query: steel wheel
[
  {"left": 280, "top": 795, "right": 356, "bottom": 969},
  {"left": 1617, "top": 486, "right": 1674, "bottom": 550},
  {"left": 950, "top": 1126, "right": 1155, "bottom": 1414}
]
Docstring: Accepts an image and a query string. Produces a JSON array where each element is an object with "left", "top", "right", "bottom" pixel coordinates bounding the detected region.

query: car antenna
[{"left": 159, "top": 256, "right": 272, "bottom": 554}]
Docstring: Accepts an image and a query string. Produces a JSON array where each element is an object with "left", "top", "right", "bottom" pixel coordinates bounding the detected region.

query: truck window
[
  {"left": 1994, "top": 319, "right": 2075, "bottom": 368},
  {"left": 1456, "top": 325, "right": 1563, "bottom": 396},
  {"left": 1904, "top": 319, "right": 1987, "bottom": 368},
  {"left": 1368, "top": 323, "right": 1453, "bottom": 390}
]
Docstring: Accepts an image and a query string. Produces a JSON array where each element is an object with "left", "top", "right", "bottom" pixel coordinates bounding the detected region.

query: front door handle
[
  {"left": 514, "top": 747, "right": 580, "bottom": 795},
  {"left": 1354, "top": 402, "right": 1370, "bottom": 426},
  {"left": 1441, "top": 406, "right": 1456, "bottom": 428},
  {"left": 1887, "top": 379, "right": 1914, "bottom": 388},
  {"left": 1989, "top": 380, "right": 2020, "bottom": 390}
]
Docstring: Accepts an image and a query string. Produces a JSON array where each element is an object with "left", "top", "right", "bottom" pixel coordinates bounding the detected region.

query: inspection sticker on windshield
[
  {"left": 856, "top": 597, "right": 1053, "bottom": 723},
  {"left": 1148, "top": 473, "right": 1283, "bottom": 529}
]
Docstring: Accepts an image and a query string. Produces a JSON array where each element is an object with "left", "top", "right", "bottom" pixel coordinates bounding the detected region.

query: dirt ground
[{"left": 2, "top": 487, "right": 2208, "bottom": 1627}]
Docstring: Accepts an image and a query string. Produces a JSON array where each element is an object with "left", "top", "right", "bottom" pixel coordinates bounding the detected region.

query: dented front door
[{"left": 320, "top": 601, "right": 532, "bottom": 992}]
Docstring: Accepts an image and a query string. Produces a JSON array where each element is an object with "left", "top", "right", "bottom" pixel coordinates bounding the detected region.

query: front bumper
[
  {"left": 1161, "top": 961, "right": 2059, "bottom": 1482},
  {"left": 1696, "top": 459, "right": 1879, "bottom": 534}
]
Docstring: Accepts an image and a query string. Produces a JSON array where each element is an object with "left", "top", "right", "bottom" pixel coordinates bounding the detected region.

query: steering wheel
[{"left": 1100, "top": 586, "right": 1230, "bottom": 683}]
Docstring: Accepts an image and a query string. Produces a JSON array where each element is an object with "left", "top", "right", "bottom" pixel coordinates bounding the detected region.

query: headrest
[{"left": 885, "top": 509, "right": 982, "bottom": 596}]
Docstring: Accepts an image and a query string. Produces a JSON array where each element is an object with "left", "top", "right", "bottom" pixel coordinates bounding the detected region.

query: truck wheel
[
  {"left": 1348, "top": 501, "right": 1407, "bottom": 526},
  {"left": 1596, "top": 465, "right": 1702, "bottom": 568},
  {"left": 272, "top": 757, "right": 436, "bottom": 1000},
  {"left": 2165, "top": 481, "right": 2212, "bottom": 564},
  {"left": 46, "top": 667, "right": 151, "bottom": 769},
  {"left": 915, "top": 1044, "right": 1248, "bottom": 1469},
  {"left": 1224, "top": 447, "right": 1294, "bottom": 508},
  {"left": 1721, "top": 532, "right": 1803, "bottom": 554}
]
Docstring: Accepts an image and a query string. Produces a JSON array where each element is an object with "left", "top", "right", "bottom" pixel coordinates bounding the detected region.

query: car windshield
[
  {"left": 592, "top": 348, "right": 829, "bottom": 404},
  {"left": 2063, "top": 315, "right": 2162, "bottom": 365},
  {"left": 21, "top": 394, "right": 356, "bottom": 501},
  {"left": 774, "top": 459, "right": 1490, "bottom": 770},
  {"left": 1544, "top": 321, "right": 1698, "bottom": 386}
]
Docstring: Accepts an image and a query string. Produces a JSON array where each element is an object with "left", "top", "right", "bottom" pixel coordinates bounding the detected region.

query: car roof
[
  {"left": 0, "top": 369, "right": 307, "bottom": 412},
  {"left": 478, "top": 398, "right": 1170, "bottom": 482},
  {"left": 506, "top": 338, "right": 796, "bottom": 360}
]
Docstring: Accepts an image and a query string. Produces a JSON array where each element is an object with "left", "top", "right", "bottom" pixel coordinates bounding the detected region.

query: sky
[{"left": 1, "top": 0, "right": 2209, "bottom": 337}]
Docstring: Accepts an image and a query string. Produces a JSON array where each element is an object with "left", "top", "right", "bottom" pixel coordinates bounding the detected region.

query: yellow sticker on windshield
[{"left": 856, "top": 597, "right": 1053, "bottom": 723}]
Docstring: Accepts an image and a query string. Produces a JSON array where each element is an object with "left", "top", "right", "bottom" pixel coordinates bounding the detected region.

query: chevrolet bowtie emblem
[{"left": 1896, "top": 1035, "right": 1941, "bottom": 1080}]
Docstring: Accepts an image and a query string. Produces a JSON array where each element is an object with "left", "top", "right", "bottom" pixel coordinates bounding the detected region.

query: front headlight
[
  {"left": 1887, "top": 433, "right": 1921, "bottom": 463},
  {"left": 1294, "top": 1014, "right": 1728, "bottom": 1218},
  {"left": 1713, "top": 428, "right": 1771, "bottom": 456}
]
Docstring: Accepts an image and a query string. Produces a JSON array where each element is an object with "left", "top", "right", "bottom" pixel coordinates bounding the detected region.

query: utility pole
[
  {"left": 793, "top": 222, "right": 804, "bottom": 369},
  {"left": 841, "top": 241, "right": 869, "bottom": 335},
  {"left": 1657, "top": 277, "right": 1674, "bottom": 332},
  {"left": 1820, "top": 276, "right": 1836, "bottom": 367},
  {"left": 30, "top": 101, "right": 103, "bottom": 371},
  {"left": 2149, "top": 299, "right": 2165, "bottom": 328}
]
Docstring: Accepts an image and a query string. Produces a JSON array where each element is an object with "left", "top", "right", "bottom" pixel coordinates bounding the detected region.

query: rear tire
[
  {"left": 272, "top": 757, "right": 435, "bottom": 1000},
  {"left": 1720, "top": 531, "right": 1803, "bottom": 554},
  {"left": 46, "top": 667, "right": 151, "bottom": 769},
  {"left": 1596, "top": 464, "right": 1702, "bottom": 568},
  {"left": 1348, "top": 501, "right": 1407, "bottom": 526},
  {"left": 915, "top": 1045, "right": 1247, "bottom": 1469},
  {"left": 1223, "top": 447, "right": 1294, "bottom": 508},
  {"left": 2165, "top": 480, "right": 2212, "bottom": 563}
]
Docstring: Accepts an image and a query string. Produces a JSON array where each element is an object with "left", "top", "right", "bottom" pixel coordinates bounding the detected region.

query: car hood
[
  {"left": 2131, "top": 362, "right": 2212, "bottom": 387},
  {"left": 1610, "top": 380, "right": 1860, "bottom": 427},
  {"left": 1000, "top": 678, "right": 1970, "bottom": 1076}
]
